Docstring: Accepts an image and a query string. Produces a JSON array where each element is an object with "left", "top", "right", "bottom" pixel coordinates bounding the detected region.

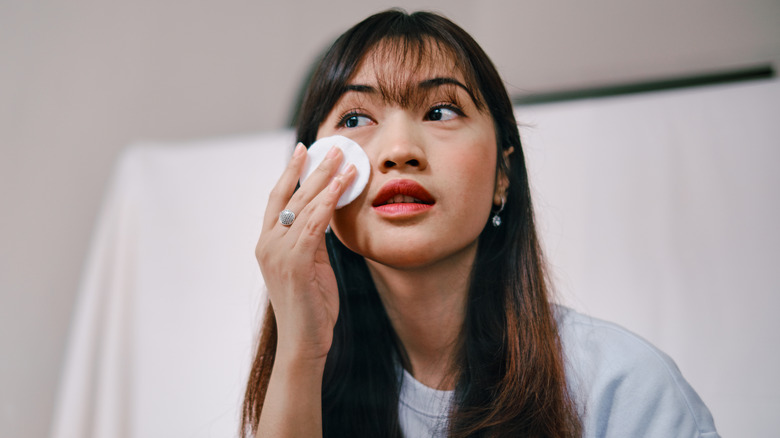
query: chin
[
  {"left": 364, "top": 249, "right": 441, "bottom": 270},
  {"left": 348, "top": 236, "right": 479, "bottom": 273},
  {"left": 333, "top": 231, "right": 431, "bottom": 268},
  {"left": 331, "top": 215, "right": 484, "bottom": 270}
]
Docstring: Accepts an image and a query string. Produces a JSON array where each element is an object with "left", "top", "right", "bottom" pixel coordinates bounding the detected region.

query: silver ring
[{"left": 279, "top": 209, "right": 295, "bottom": 226}]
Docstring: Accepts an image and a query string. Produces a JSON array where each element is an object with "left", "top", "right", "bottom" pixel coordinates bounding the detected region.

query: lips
[
  {"left": 372, "top": 179, "right": 435, "bottom": 207},
  {"left": 372, "top": 179, "right": 435, "bottom": 217}
]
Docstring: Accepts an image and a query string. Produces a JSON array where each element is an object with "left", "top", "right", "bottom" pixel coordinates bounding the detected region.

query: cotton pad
[{"left": 300, "top": 135, "right": 371, "bottom": 208}]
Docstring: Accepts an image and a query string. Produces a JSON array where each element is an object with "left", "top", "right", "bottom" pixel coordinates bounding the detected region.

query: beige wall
[{"left": 1, "top": 1, "right": 778, "bottom": 437}]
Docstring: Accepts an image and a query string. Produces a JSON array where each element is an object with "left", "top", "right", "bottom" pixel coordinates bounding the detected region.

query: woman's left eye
[{"left": 426, "top": 106, "right": 461, "bottom": 121}]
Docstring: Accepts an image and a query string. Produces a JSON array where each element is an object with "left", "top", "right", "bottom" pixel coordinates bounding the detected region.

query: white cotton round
[{"left": 299, "top": 135, "right": 371, "bottom": 208}]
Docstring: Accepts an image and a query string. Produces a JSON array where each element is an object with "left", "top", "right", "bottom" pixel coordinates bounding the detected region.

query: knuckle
[
  {"left": 255, "top": 246, "right": 270, "bottom": 266},
  {"left": 289, "top": 184, "right": 312, "bottom": 204},
  {"left": 322, "top": 189, "right": 339, "bottom": 207},
  {"left": 268, "top": 184, "right": 287, "bottom": 200},
  {"left": 314, "top": 161, "right": 336, "bottom": 176},
  {"left": 255, "top": 237, "right": 276, "bottom": 265},
  {"left": 301, "top": 218, "right": 322, "bottom": 239}
]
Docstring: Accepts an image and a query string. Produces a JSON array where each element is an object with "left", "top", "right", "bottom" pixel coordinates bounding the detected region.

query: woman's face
[{"left": 317, "top": 45, "right": 499, "bottom": 270}]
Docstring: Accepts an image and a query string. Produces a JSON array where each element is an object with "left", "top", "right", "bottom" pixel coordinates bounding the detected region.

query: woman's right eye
[{"left": 339, "top": 113, "right": 373, "bottom": 128}]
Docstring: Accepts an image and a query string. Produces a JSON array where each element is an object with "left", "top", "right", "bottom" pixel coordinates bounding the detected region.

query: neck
[{"left": 365, "top": 242, "right": 476, "bottom": 390}]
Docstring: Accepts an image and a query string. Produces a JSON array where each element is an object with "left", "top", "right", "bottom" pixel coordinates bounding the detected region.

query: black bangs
[
  {"left": 358, "top": 37, "right": 485, "bottom": 111},
  {"left": 296, "top": 9, "right": 493, "bottom": 147}
]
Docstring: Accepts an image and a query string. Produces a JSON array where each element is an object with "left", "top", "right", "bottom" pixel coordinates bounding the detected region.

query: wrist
[
  {"left": 273, "top": 348, "right": 329, "bottom": 375},
  {"left": 274, "top": 331, "right": 333, "bottom": 365}
]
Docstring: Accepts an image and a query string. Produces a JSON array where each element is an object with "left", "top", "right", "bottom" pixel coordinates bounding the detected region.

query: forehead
[
  {"left": 346, "top": 38, "right": 481, "bottom": 107},
  {"left": 354, "top": 38, "right": 461, "bottom": 80}
]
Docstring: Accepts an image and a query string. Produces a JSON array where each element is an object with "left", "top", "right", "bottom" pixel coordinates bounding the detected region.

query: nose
[{"left": 375, "top": 114, "right": 428, "bottom": 173}]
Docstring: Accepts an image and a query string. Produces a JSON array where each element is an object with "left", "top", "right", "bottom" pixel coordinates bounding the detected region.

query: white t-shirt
[
  {"left": 397, "top": 306, "right": 720, "bottom": 437},
  {"left": 398, "top": 365, "right": 454, "bottom": 437}
]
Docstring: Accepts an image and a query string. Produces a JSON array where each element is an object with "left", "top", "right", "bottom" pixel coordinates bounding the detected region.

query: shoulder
[{"left": 554, "top": 305, "right": 720, "bottom": 438}]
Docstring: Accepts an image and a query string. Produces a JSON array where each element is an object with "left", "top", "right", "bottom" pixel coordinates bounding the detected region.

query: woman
[{"left": 242, "top": 10, "right": 719, "bottom": 438}]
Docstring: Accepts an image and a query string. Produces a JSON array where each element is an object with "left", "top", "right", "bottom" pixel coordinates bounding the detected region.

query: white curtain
[
  {"left": 50, "top": 131, "right": 293, "bottom": 438},
  {"left": 519, "top": 78, "right": 780, "bottom": 437},
  {"left": 51, "top": 79, "right": 780, "bottom": 437}
]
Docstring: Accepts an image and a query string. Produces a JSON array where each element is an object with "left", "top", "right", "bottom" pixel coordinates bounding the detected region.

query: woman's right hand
[{"left": 256, "top": 142, "right": 357, "bottom": 365}]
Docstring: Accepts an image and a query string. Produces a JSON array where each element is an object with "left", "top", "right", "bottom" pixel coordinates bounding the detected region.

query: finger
[
  {"left": 283, "top": 145, "right": 345, "bottom": 222},
  {"left": 263, "top": 142, "right": 307, "bottom": 232},
  {"left": 291, "top": 164, "right": 357, "bottom": 252}
]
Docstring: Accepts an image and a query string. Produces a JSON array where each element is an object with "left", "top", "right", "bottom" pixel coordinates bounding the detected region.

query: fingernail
[
  {"left": 326, "top": 146, "right": 340, "bottom": 160},
  {"left": 293, "top": 142, "right": 306, "bottom": 157},
  {"left": 341, "top": 163, "right": 356, "bottom": 175}
]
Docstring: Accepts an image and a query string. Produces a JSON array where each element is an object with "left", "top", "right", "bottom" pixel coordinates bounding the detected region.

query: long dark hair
[{"left": 243, "top": 9, "right": 581, "bottom": 437}]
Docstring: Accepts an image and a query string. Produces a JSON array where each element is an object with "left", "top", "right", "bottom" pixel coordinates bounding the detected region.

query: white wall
[{"left": 1, "top": 1, "right": 779, "bottom": 437}]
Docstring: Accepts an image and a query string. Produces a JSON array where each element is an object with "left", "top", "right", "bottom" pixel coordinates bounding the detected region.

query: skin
[{"left": 255, "top": 46, "right": 502, "bottom": 437}]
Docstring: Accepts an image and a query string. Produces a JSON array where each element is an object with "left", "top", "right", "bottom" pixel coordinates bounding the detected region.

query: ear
[{"left": 493, "top": 146, "right": 514, "bottom": 205}]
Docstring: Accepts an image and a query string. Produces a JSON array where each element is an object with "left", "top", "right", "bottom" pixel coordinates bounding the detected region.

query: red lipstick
[{"left": 372, "top": 179, "right": 435, "bottom": 217}]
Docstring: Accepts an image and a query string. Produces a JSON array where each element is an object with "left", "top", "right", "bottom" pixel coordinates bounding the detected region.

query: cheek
[
  {"left": 329, "top": 195, "right": 366, "bottom": 251},
  {"left": 446, "top": 145, "right": 498, "bottom": 201},
  {"left": 331, "top": 201, "right": 358, "bottom": 229}
]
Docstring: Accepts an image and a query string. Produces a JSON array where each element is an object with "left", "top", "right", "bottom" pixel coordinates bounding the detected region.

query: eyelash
[
  {"left": 336, "top": 109, "right": 372, "bottom": 129},
  {"left": 336, "top": 102, "right": 466, "bottom": 128},
  {"left": 426, "top": 102, "right": 465, "bottom": 120}
]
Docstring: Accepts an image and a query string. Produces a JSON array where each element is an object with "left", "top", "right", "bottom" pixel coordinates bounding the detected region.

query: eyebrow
[
  {"left": 343, "top": 84, "right": 376, "bottom": 93},
  {"left": 341, "top": 77, "right": 480, "bottom": 105},
  {"left": 418, "top": 77, "right": 478, "bottom": 103}
]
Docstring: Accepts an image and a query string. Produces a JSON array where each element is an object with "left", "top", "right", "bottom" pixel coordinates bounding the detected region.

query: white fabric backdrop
[
  {"left": 519, "top": 79, "right": 780, "bottom": 437},
  {"left": 51, "top": 79, "right": 780, "bottom": 437}
]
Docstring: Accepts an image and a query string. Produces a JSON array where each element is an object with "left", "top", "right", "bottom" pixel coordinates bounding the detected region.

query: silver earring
[{"left": 491, "top": 198, "right": 505, "bottom": 227}]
